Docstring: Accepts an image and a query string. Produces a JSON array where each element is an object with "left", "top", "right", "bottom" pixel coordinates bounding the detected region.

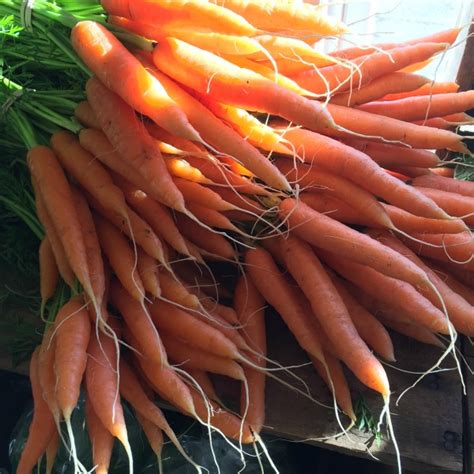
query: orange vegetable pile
[{"left": 15, "top": 1, "right": 474, "bottom": 472}]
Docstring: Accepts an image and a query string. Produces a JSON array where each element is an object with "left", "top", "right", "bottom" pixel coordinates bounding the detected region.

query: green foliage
[
  {"left": 454, "top": 153, "right": 474, "bottom": 181},
  {"left": 354, "top": 393, "right": 382, "bottom": 449}
]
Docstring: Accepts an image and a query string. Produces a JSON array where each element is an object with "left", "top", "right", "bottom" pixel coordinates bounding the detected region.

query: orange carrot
[
  {"left": 279, "top": 198, "right": 436, "bottom": 288},
  {"left": 311, "top": 353, "right": 355, "bottom": 420},
  {"left": 45, "top": 430, "right": 59, "bottom": 474},
  {"left": 152, "top": 38, "right": 335, "bottom": 132},
  {"left": 39, "top": 237, "right": 58, "bottom": 309},
  {"left": 189, "top": 388, "right": 254, "bottom": 443},
  {"left": 102, "top": 0, "right": 257, "bottom": 36},
  {"left": 414, "top": 186, "right": 474, "bottom": 226},
  {"left": 161, "top": 331, "right": 245, "bottom": 380},
  {"left": 165, "top": 157, "right": 212, "bottom": 184},
  {"left": 93, "top": 213, "right": 145, "bottom": 301},
  {"left": 17, "top": 348, "right": 57, "bottom": 474},
  {"left": 158, "top": 270, "right": 200, "bottom": 309},
  {"left": 71, "top": 21, "right": 202, "bottom": 142},
  {"left": 85, "top": 395, "right": 114, "bottom": 474},
  {"left": 84, "top": 76, "right": 186, "bottom": 211},
  {"left": 378, "top": 317, "right": 443, "bottom": 347},
  {"left": 70, "top": 186, "right": 106, "bottom": 319},
  {"left": 245, "top": 247, "right": 325, "bottom": 362},
  {"left": 358, "top": 91, "right": 474, "bottom": 122},
  {"left": 74, "top": 100, "right": 100, "bottom": 129},
  {"left": 109, "top": 280, "right": 167, "bottom": 365},
  {"left": 321, "top": 250, "right": 450, "bottom": 335},
  {"left": 431, "top": 167, "right": 455, "bottom": 178},
  {"left": 138, "top": 359, "right": 195, "bottom": 415},
  {"left": 150, "top": 300, "right": 239, "bottom": 359},
  {"left": 323, "top": 103, "right": 467, "bottom": 152},
  {"left": 370, "top": 230, "right": 474, "bottom": 335},
  {"left": 175, "top": 214, "right": 237, "bottom": 260},
  {"left": 137, "top": 249, "right": 161, "bottom": 298},
  {"left": 293, "top": 43, "right": 446, "bottom": 95},
  {"left": 136, "top": 53, "right": 291, "bottom": 191},
  {"left": 327, "top": 271, "right": 395, "bottom": 361},
  {"left": 186, "top": 370, "right": 220, "bottom": 403},
  {"left": 234, "top": 276, "right": 266, "bottom": 433},
  {"left": 280, "top": 235, "right": 389, "bottom": 395},
  {"left": 330, "top": 73, "right": 430, "bottom": 107},
  {"left": 34, "top": 187, "right": 75, "bottom": 287},
  {"left": 54, "top": 296, "right": 91, "bottom": 418},
  {"left": 382, "top": 81, "right": 460, "bottom": 101},
  {"left": 276, "top": 158, "right": 393, "bottom": 228},
  {"left": 412, "top": 173, "right": 474, "bottom": 198},
  {"left": 277, "top": 127, "right": 454, "bottom": 217},
  {"left": 186, "top": 203, "right": 241, "bottom": 232},
  {"left": 341, "top": 138, "right": 441, "bottom": 169},
  {"left": 431, "top": 261, "right": 474, "bottom": 288},
  {"left": 28, "top": 146, "right": 93, "bottom": 304}
]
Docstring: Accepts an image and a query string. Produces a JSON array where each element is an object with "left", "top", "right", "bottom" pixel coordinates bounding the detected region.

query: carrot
[
  {"left": 323, "top": 103, "right": 467, "bottom": 152},
  {"left": 79, "top": 128, "right": 171, "bottom": 206},
  {"left": 109, "top": 15, "right": 260, "bottom": 56},
  {"left": 321, "top": 250, "right": 450, "bottom": 335},
  {"left": 84, "top": 76, "right": 186, "bottom": 211},
  {"left": 33, "top": 186, "right": 75, "bottom": 287},
  {"left": 139, "top": 63, "right": 290, "bottom": 191},
  {"left": 378, "top": 317, "right": 443, "bottom": 347},
  {"left": 114, "top": 176, "right": 190, "bottom": 256},
  {"left": 39, "top": 237, "right": 58, "bottom": 311},
  {"left": 165, "top": 157, "right": 212, "bottom": 184},
  {"left": 150, "top": 299, "right": 239, "bottom": 359},
  {"left": 327, "top": 271, "right": 395, "bottom": 361},
  {"left": 185, "top": 203, "right": 238, "bottom": 232},
  {"left": 28, "top": 146, "right": 94, "bottom": 305},
  {"left": 188, "top": 287, "right": 240, "bottom": 325},
  {"left": 414, "top": 186, "right": 474, "bottom": 225},
  {"left": 45, "top": 430, "right": 59, "bottom": 474},
  {"left": 101, "top": 0, "right": 258, "bottom": 36},
  {"left": 427, "top": 261, "right": 474, "bottom": 306},
  {"left": 74, "top": 100, "right": 100, "bottom": 129},
  {"left": 279, "top": 235, "right": 389, "bottom": 395},
  {"left": 137, "top": 249, "right": 161, "bottom": 298},
  {"left": 370, "top": 230, "right": 474, "bottom": 335},
  {"left": 54, "top": 296, "right": 91, "bottom": 418},
  {"left": 234, "top": 276, "right": 266, "bottom": 433},
  {"left": 431, "top": 167, "right": 455, "bottom": 178},
  {"left": 87, "top": 190, "right": 167, "bottom": 265},
  {"left": 17, "top": 348, "right": 57, "bottom": 474},
  {"left": 70, "top": 186, "right": 106, "bottom": 319},
  {"left": 93, "top": 213, "right": 145, "bottom": 302},
  {"left": 207, "top": 0, "right": 347, "bottom": 36},
  {"left": 245, "top": 247, "right": 325, "bottom": 362},
  {"left": 157, "top": 270, "right": 200, "bottom": 309},
  {"left": 136, "top": 412, "right": 164, "bottom": 468},
  {"left": 219, "top": 54, "right": 318, "bottom": 97},
  {"left": 330, "top": 72, "right": 430, "bottom": 107},
  {"left": 412, "top": 117, "right": 453, "bottom": 129},
  {"left": 382, "top": 81, "right": 460, "bottom": 101},
  {"left": 301, "top": 192, "right": 466, "bottom": 235},
  {"left": 161, "top": 331, "right": 245, "bottom": 380},
  {"left": 85, "top": 320, "right": 132, "bottom": 460},
  {"left": 277, "top": 127, "right": 454, "bottom": 217},
  {"left": 186, "top": 370, "right": 220, "bottom": 403},
  {"left": 189, "top": 387, "right": 254, "bottom": 444},
  {"left": 279, "top": 198, "right": 438, "bottom": 289},
  {"left": 275, "top": 158, "right": 393, "bottom": 228},
  {"left": 311, "top": 353, "right": 355, "bottom": 421},
  {"left": 71, "top": 21, "right": 202, "bottom": 143},
  {"left": 400, "top": 232, "right": 474, "bottom": 269},
  {"left": 152, "top": 38, "right": 335, "bottom": 132},
  {"left": 431, "top": 261, "right": 474, "bottom": 288},
  {"left": 412, "top": 173, "right": 474, "bottom": 198},
  {"left": 293, "top": 43, "right": 447, "bottom": 95},
  {"left": 357, "top": 91, "right": 474, "bottom": 122},
  {"left": 85, "top": 395, "right": 114, "bottom": 474},
  {"left": 109, "top": 280, "right": 167, "bottom": 365},
  {"left": 209, "top": 186, "right": 266, "bottom": 215},
  {"left": 51, "top": 131, "right": 129, "bottom": 219},
  {"left": 138, "top": 359, "right": 195, "bottom": 414},
  {"left": 174, "top": 178, "right": 235, "bottom": 212},
  {"left": 145, "top": 122, "right": 206, "bottom": 154},
  {"left": 341, "top": 138, "right": 441, "bottom": 169},
  {"left": 196, "top": 94, "right": 293, "bottom": 154},
  {"left": 175, "top": 214, "right": 237, "bottom": 260}
]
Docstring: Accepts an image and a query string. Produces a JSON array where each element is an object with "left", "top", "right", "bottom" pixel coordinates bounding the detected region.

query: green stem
[{"left": 8, "top": 109, "right": 37, "bottom": 149}]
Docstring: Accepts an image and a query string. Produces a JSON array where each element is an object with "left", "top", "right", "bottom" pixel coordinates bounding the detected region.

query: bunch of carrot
[{"left": 5, "top": 0, "right": 474, "bottom": 472}]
